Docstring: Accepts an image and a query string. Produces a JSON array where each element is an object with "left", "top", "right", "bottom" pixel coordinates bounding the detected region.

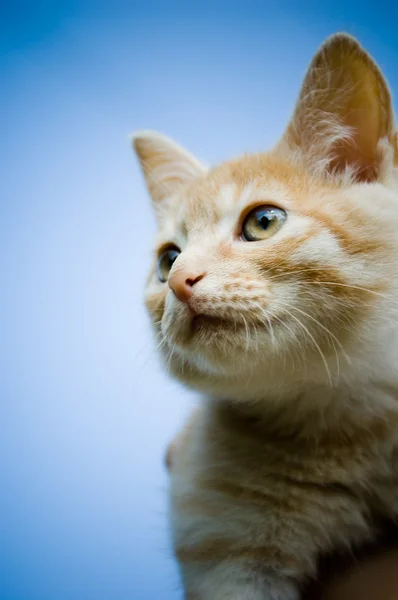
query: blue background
[{"left": 2, "top": 2, "right": 398, "bottom": 599}]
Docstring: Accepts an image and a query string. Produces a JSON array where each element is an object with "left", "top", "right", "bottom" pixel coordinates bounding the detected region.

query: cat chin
[
  {"left": 163, "top": 338, "right": 286, "bottom": 392},
  {"left": 160, "top": 313, "right": 312, "bottom": 385},
  {"left": 161, "top": 308, "right": 277, "bottom": 354},
  {"left": 162, "top": 327, "right": 275, "bottom": 373},
  {"left": 165, "top": 353, "right": 301, "bottom": 402},
  {"left": 162, "top": 328, "right": 358, "bottom": 400}
]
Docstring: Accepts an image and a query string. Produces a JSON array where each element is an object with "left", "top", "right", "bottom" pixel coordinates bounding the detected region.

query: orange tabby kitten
[{"left": 133, "top": 34, "right": 398, "bottom": 599}]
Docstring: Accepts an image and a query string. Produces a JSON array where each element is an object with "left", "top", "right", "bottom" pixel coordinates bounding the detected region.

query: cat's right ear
[
  {"left": 276, "top": 34, "right": 396, "bottom": 182},
  {"left": 131, "top": 131, "right": 207, "bottom": 213}
]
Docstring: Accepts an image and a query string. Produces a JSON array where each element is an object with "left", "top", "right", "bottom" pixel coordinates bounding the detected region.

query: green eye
[
  {"left": 241, "top": 205, "right": 287, "bottom": 241},
  {"left": 157, "top": 246, "right": 180, "bottom": 282}
]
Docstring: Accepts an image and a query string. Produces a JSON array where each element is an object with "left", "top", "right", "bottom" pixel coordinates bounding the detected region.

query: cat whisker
[
  {"left": 283, "top": 302, "right": 351, "bottom": 367},
  {"left": 137, "top": 332, "right": 169, "bottom": 373},
  {"left": 282, "top": 308, "right": 333, "bottom": 386},
  {"left": 287, "top": 305, "right": 342, "bottom": 382},
  {"left": 247, "top": 301, "right": 276, "bottom": 349},
  {"left": 303, "top": 280, "right": 396, "bottom": 299},
  {"left": 164, "top": 345, "right": 175, "bottom": 374},
  {"left": 301, "top": 280, "right": 398, "bottom": 306},
  {"left": 241, "top": 314, "right": 251, "bottom": 353},
  {"left": 266, "top": 270, "right": 398, "bottom": 306},
  {"left": 270, "top": 312, "right": 304, "bottom": 355}
]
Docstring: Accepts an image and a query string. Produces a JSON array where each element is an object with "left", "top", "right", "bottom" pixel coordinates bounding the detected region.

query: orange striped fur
[{"left": 133, "top": 33, "right": 398, "bottom": 599}]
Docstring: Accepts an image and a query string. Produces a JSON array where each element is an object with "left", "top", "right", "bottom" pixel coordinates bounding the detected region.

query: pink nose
[{"left": 168, "top": 270, "right": 205, "bottom": 303}]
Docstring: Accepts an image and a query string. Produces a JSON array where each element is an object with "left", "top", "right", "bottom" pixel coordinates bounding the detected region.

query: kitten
[{"left": 133, "top": 34, "right": 398, "bottom": 599}]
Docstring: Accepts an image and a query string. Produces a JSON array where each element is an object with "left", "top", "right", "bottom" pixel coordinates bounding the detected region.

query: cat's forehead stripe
[{"left": 180, "top": 178, "right": 292, "bottom": 236}]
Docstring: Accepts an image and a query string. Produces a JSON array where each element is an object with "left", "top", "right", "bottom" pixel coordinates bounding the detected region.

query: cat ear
[
  {"left": 278, "top": 33, "right": 396, "bottom": 182},
  {"left": 132, "top": 131, "right": 207, "bottom": 208}
]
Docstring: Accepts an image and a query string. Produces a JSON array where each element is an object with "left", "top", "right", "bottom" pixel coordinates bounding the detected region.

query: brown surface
[
  {"left": 305, "top": 523, "right": 398, "bottom": 600},
  {"left": 317, "top": 549, "right": 398, "bottom": 600}
]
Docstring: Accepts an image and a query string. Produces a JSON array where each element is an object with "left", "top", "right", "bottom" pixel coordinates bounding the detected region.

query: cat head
[{"left": 133, "top": 34, "right": 398, "bottom": 401}]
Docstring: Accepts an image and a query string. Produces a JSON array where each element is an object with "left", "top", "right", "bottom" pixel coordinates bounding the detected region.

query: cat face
[{"left": 133, "top": 34, "right": 398, "bottom": 399}]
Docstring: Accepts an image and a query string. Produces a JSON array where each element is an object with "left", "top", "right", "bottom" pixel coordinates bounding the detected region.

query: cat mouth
[
  {"left": 166, "top": 310, "right": 276, "bottom": 351},
  {"left": 191, "top": 314, "right": 234, "bottom": 331},
  {"left": 190, "top": 313, "right": 248, "bottom": 334}
]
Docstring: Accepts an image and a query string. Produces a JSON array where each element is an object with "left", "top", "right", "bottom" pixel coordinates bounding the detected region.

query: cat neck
[{"left": 208, "top": 378, "right": 398, "bottom": 443}]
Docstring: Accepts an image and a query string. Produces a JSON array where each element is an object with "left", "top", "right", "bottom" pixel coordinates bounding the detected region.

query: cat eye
[
  {"left": 241, "top": 205, "right": 287, "bottom": 242},
  {"left": 157, "top": 246, "right": 180, "bottom": 282}
]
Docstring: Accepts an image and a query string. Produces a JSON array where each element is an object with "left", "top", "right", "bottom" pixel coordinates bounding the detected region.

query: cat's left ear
[
  {"left": 132, "top": 131, "right": 207, "bottom": 210},
  {"left": 277, "top": 33, "right": 397, "bottom": 182}
]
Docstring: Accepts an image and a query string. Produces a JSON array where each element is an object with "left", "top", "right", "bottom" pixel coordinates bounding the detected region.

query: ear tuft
[
  {"left": 277, "top": 33, "right": 395, "bottom": 183},
  {"left": 131, "top": 130, "right": 207, "bottom": 209}
]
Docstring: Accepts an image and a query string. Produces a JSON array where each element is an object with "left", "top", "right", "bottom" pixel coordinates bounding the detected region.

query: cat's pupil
[
  {"left": 258, "top": 214, "right": 271, "bottom": 229},
  {"left": 168, "top": 253, "right": 177, "bottom": 267}
]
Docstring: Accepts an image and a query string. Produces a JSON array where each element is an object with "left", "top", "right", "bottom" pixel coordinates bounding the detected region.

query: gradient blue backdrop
[{"left": 2, "top": 2, "right": 398, "bottom": 599}]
